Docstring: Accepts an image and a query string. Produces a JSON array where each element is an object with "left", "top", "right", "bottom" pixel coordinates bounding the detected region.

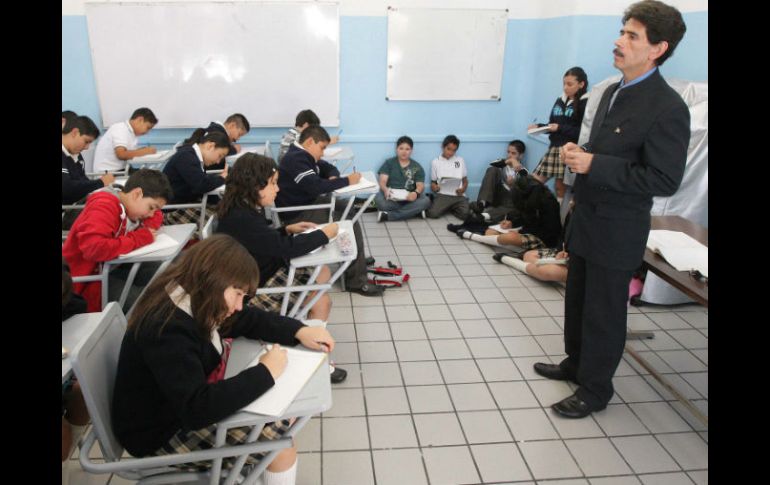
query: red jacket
[{"left": 62, "top": 191, "right": 163, "bottom": 312}]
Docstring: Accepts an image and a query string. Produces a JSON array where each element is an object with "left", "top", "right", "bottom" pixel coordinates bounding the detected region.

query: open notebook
[
  {"left": 240, "top": 345, "right": 327, "bottom": 417},
  {"left": 117, "top": 233, "right": 178, "bottom": 259},
  {"left": 437, "top": 177, "right": 462, "bottom": 195},
  {"left": 646, "top": 229, "right": 708, "bottom": 277},
  {"left": 388, "top": 188, "right": 409, "bottom": 201},
  {"left": 334, "top": 177, "right": 378, "bottom": 194},
  {"left": 131, "top": 150, "right": 172, "bottom": 163}
]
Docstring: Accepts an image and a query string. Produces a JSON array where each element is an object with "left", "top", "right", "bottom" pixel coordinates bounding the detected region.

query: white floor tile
[{"left": 518, "top": 440, "right": 582, "bottom": 480}]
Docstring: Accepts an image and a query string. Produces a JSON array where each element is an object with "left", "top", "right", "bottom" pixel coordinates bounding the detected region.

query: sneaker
[
  {"left": 377, "top": 211, "right": 389, "bottom": 222},
  {"left": 349, "top": 283, "right": 385, "bottom": 296}
]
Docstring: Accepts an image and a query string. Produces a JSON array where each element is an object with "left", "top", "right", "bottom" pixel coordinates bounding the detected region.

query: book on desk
[
  {"left": 240, "top": 345, "right": 327, "bottom": 417},
  {"left": 646, "top": 229, "right": 708, "bottom": 277},
  {"left": 117, "top": 233, "right": 178, "bottom": 259}
]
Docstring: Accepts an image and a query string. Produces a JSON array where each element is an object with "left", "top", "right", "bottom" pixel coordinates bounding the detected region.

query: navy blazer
[{"left": 567, "top": 69, "right": 690, "bottom": 270}]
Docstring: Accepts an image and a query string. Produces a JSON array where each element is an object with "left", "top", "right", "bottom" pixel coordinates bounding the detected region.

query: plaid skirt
[
  {"left": 518, "top": 232, "right": 547, "bottom": 250},
  {"left": 536, "top": 247, "right": 561, "bottom": 259},
  {"left": 248, "top": 266, "right": 315, "bottom": 313},
  {"left": 533, "top": 146, "right": 565, "bottom": 179},
  {"left": 154, "top": 418, "right": 293, "bottom": 479},
  {"left": 163, "top": 206, "right": 216, "bottom": 226}
]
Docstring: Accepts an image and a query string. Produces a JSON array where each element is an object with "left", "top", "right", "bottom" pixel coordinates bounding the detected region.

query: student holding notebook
[
  {"left": 112, "top": 235, "right": 334, "bottom": 485},
  {"left": 426, "top": 135, "right": 470, "bottom": 220},
  {"left": 374, "top": 135, "right": 430, "bottom": 222},
  {"left": 62, "top": 169, "right": 172, "bottom": 312}
]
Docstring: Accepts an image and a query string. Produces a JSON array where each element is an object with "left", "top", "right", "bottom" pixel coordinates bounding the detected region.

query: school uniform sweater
[
  {"left": 62, "top": 149, "right": 104, "bottom": 204},
  {"left": 275, "top": 143, "right": 348, "bottom": 210},
  {"left": 216, "top": 206, "right": 329, "bottom": 286},
  {"left": 162, "top": 145, "right": 225, "bottom": 204},
  {"left": 112, "top": 297, "right": 305, "bottom": 457},
  {"left": 506, "top": 181, "right": 562, "bottom": 248},
  {"left": 62, "top": 191, "right": 163, "bottom": 312},
  {"left": 545, "top": 94, "right": 589, "bottom": 148}
]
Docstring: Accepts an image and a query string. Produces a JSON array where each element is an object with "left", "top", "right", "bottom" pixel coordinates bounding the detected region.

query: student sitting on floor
[
  {"left": 62, "top": 169, "right": 172, "bottom": 312},
  {"left": 426, "top": 134, "right": 470, "bottom": 220},
  {"left": 450, "top": 175, "right": 561, "bottom": 254},
  {"left": 215, "top": 153, "right": 348, "bottom": 383},
  {"left": 470, "top": 139, "right": 529, "bottom": 224},
  {"left": 195, "top": 113, "right": 251, "bottom": 171},
  {"left": 275, "top": 125, "right": 383, "bottom": 296},
  {"left": 162, "top": 130, "right": 230, "bottom": 225},
  {"left": 112, "top": 234, "right": 335, "bottom": 485},
  {"left": 93, "top": 107, "right": 159, "bottom": 173},
  {"left": 277, "top": 109, "right": 339, "bottom": 163},
  {"left": 374, "top": 135, "right": 430, "bottom": 222}
]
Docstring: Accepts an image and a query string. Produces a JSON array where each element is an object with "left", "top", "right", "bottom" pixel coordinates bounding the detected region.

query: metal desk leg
[
  {"left": 350, "top": 193, "right": 377, "bottom": 225},
  {"left": 339, "top": 196, "right": 357, "bottom": 221}
]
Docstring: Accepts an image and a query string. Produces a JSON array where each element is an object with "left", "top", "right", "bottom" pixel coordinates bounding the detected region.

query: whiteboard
[
  {"left": 386, "top": 7, "right": 508, "bottom": 101},
  {"left": 85, "top": 2, "right": 339, "bottom": 128}
]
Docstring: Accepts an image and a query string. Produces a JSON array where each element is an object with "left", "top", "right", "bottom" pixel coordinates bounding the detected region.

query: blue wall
[{"left": 63, "top": 12, "right": 707, "bottom": 197}]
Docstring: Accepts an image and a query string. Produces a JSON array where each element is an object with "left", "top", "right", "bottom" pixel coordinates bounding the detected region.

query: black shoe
[
  {"left": 378, "top": 211, "right": 389, "bottom": 222},
  {"left": 330, "top": 367, "right": 348, "bottom": 384},
  {"left": 551, "top": 392, "right": 605, "bottom": 419},
  {"left": 469, "top": 201, "right": 486, "bottom": 214},
  {"left": 350, "top": 283, "right": 385, "bottom": 296},
  {"left": 492, "top": 253, "right": 504, "bottom": 263},
  {"left": 446, "top": 223, "right": 463, "bottom": 234},
  {"left": 365, "top": 256, "right": 375, "bottom": 266},
  {"left": 533, "top": 362, "right": 575, "bottom": 382}
]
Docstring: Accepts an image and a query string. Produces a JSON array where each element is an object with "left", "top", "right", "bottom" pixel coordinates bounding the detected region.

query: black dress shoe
[
  {"left": 533, "top": 362, "right": 575, "bottom": 382},
  {"left": 349, "top": 283, "right": 385, "bottom": 296},
  {"left": 551, "top": 392, "right": 605, "bottom": 419},
  {"left": 365, "top": 256, "right": 376, "bottom": 266},
  {"left": 330, "top": 367, "right": 348, "bottom": 384},
  {"left": 446, "top": 223, "right": 463, "bottom": 234}
]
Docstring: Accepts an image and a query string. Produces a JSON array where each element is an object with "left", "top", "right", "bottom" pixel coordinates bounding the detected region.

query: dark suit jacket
[{"left": 567, "top": 69, "right": 690, "bottom": 270}]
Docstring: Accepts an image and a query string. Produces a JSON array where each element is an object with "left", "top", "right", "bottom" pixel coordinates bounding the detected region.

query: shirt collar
[
  {"left": 192, "top": 143, "right": 205, "bottom": 166},
  {"left": 167, "top": 284, "right": 193, "bottom": 317},
  {"left": 61, "top": 144, "right": 77, "bottom": 161},
  {"left": 293, "top": 140, "right": 308, "bottom": 153},
  {"left": 560, "top": 93, "right": 575, "bottom": 105},
  {"left": 125, "top": 120, "right": 136, "bottom": 136},
  {"left": 619, "top": 66, "right": 657, "bottom": 90}
]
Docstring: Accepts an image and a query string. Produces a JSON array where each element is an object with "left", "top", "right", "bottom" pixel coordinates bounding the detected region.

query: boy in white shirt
[
  {"left": 426, "top": 135, "right": 470, "bottom": 219},
  {"left": 93, "top": 108, "right": 159, "bottom": 173}
]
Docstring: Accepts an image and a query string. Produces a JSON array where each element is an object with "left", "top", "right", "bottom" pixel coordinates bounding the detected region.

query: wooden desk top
[{"left": 644, "top": 216, "right": 708, "bottom": 307}]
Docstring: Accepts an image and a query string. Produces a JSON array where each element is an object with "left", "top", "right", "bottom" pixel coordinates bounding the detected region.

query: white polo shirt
[
  {"left": 93, "top": 121, "right": 139, "bottom": 172},
  {"left": 430, "top": 155, "right": 467, "bottom": 195}
]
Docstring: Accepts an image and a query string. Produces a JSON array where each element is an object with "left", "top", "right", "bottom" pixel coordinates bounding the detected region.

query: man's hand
[
  {"left": 548, "top": 123, "right": 559, "bottom": 132},
  {"left": 455, "top": 186, "right": 466, "bottom": 196},
  {"left": 220, "top": 164, "right": 229, "bottom": 179},
  {"left": 500, "top": 220, "right": 513, "bottom": 229},
  {"left": 259, "top": 344, "right": 288, "bottom": 379},
  {"left": 561, "top": 143, "right": 593, "bottom": 174},
  {"left": 286, "top": 222, "right": 317, "bottom": 234},
  {"left": 406, "top": 191, "right": 417, "bottom": 202},
  {"left": 430, "top": 182, "right": 439, "bottom": 193}
]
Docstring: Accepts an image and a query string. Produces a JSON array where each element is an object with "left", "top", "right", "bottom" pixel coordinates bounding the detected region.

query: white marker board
[
  {"left": 85, "top": 2, "right": 339, "bottom": 128},
  {"left": 386, "top": 7, "right": 508, "bottom": 101}
]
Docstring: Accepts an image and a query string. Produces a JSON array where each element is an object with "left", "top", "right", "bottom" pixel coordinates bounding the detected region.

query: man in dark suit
[{"left": 533, "top": 0, "right": 690, "bottom": 418}]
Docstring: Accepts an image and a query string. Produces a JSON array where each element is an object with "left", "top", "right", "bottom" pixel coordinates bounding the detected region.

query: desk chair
[
  {"left": 71, "top": 302, "right": 328, "bottom": 485},
  {"left": 162, "top": 193, "right": 213, "bottom": 237}
]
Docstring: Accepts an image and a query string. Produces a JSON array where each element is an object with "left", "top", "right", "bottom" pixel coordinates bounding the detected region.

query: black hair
[
  {"left": 130, "top": 107, "right": 158, "bottom": 125},
  {"left": 508, "top": 139, "right": 526, "bottom": 154},
  {"left": 564, "top": 66, "right": 589, "bottom": 119},
  {"left": 623, "top": 0, "right": 686, "bottom": 66},
  {"left": 511, "top": 176, "right": 556, "bottom": 226},
  {"left": 123, "top": 168, "right": 173, "bottom": 201},
  {"left": 396, "top": 135, "right": 413, "bottom": 148},
  {"left": 442, "top": 134, "right": 460, "bottom": 149},
  {"left": 183, "top": 129, "right": 231, "bottom": 147},
  {"left": 63, "top": 115, "right": 100, "bottom": 138},
  {"left": 225, "top": 113, "right": 250, "bottom": 133},
  {"left": 217, "top": 153, "right": 278, "bottom": 217},
  {"left": 295, "top": 109, "right": 320, "bottom": 127},
  {"left": 299, "top": 125, "right": 330, "bottom": 144},
  {"left": 62, "top": 110, "right": 78, "bottom": 133}
]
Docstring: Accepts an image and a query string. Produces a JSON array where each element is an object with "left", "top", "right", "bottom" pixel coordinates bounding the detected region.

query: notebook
[
  {"left": 527, "top": 125, "right": 550, "bottom": 135},
  {"left": 437, "top": 177, "right": 462, "bottom": 195},
  {"left": 131, "top": 149, "right": 171, "bottom": 162},
  {"left": 388, "top": 188, "right": 409, "bottom": 201},
  {"left": 488, "top": 223, "right": 522, "bottom": 234},
  {"left": 118, "top": 233, "right": 178, "bottom": 259},
  {"left": 334, "top": 177, "right": 378, "bottom": 194},
  {"left": 323, "top": 147, "right": 343, "bottom": 158},
  {"left": 240, "top": 345, "right": 327, "bottom": 417},
  {"left": 646, "top": 230, "right": 708, "bottom": 277}
]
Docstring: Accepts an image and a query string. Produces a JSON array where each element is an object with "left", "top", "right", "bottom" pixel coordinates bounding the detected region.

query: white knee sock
[
  {"left": 462, "top": 232, "right": 504, "bottom": 248},
  {"left": 263, "top": 460, "right": 297, "bottom": 485},
  {"left": 499, "top": 255, "right": 530, "bottom": 274}
]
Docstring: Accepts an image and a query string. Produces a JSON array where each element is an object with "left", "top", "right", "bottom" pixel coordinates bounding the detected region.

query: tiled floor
[{"left": 66, "top": 213, "right": 708, "bottom": 484}]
